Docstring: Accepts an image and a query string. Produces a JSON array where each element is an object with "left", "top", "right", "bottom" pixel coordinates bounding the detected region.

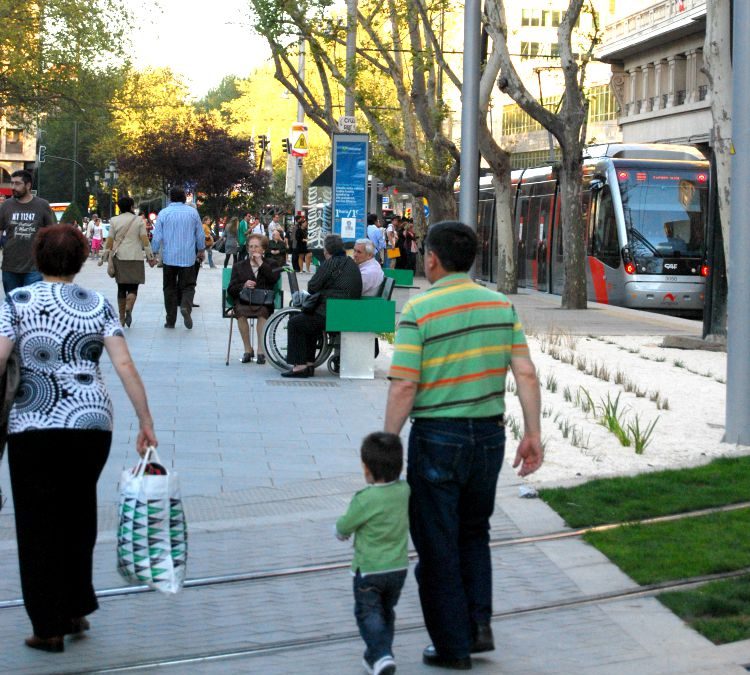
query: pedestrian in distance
[
  {"left": 0, "top": 169, "right": 56, "bottom": 293},
  {"left": 222, "top": 216, "right": 240, "bottom": 268},
  {"left": 149, "top": 188, "right": 205, "bottom": 329},
  {"left": 385, "top": 221, "right": 543, "bottom": 670},
  {"left": 202, "top": 216, "right": 217, "bottom": 268},
  {"left": 336, "top": 432, "right": 410, "bottom": 675},
  {"left": 295, "top": 216, "right": 311, "bottom": 273},
  {"left": 102, "top": 196, "right": 155, "bottom": 328},
  {"left": 0, "top": 224, "right": 157, "bottom": 653}
]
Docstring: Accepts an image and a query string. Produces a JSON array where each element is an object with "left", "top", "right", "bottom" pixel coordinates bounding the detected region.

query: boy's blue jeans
[{"left": 353, "top": 568, "right": 407, "bottom": 666}]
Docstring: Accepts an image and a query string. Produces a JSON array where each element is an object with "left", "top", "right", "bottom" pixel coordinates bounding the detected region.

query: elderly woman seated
[
  {"left": 228, "top": 234, "right": 280, "bottom": 364},
  {"left": 282, "top": 234, "right": 362, "bottom": 378}
]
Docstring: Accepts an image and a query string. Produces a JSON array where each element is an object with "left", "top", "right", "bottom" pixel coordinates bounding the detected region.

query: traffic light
[
  {"left": 38, "top": 145, "right": 47, "bottom": 163},
  {"left": 112, "top": 188, "right": 119, "bottom": 214},
  {"left": 258, "top": 135, "right": 268, "bottom": 150},
  {"left": 88, "top": 195, "right": 96, "bottom": 211},
  {"left": 282, "top": 138, "right": 290, "bottom": 154}
]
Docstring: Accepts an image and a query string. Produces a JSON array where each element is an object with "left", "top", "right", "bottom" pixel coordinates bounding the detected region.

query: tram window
[
  {"left": 593, "top": 189, "right": 620, "bottom": 268},
  {"left": 525, "top": 193, "right": 540, "bottom": 255}
]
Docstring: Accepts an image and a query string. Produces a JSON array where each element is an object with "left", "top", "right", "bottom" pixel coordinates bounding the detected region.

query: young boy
[{"left": 336, "top": 432, "right": 410, "bottom": 675}]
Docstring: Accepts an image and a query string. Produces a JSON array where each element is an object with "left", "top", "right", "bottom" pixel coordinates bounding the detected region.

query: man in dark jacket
[{"left": 281, "top": 234, "right": 362, "bottom": 377}]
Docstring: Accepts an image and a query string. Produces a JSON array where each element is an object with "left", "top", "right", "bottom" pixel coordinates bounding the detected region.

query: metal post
[
  {"left": 459, "top": 0, "right": 480, "bottom": 231},
  {"left": 725, "top": 0, "right": 750, "bottom": 444},
  {"left": 295, "top": 39, "right": 305, "bottom": 216},
  {"left": 369, "top": 174, "right": 379, "bottom": 216},
  {"left": 345, "top": 0, "right": 357, "bottom": 117},
  {"left": 72, "top": 121, "right": 78, "bottom": 205}
]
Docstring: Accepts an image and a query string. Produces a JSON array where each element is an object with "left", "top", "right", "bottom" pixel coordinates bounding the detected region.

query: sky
[{"left": 130, "top": 0, "right": 271, "bottom": 97}]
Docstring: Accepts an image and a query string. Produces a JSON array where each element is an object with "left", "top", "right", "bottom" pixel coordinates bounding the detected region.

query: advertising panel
[{"left": 331, "top": 134, "right": 369, "bottom": 242}]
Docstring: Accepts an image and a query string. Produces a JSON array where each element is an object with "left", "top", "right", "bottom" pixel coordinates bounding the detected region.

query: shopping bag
[
  {"left": 386, "top": 248, "right": 401, "bottom": 259},
  {"left": 116, "top": 447, "right": 188, "bottom": 594}
]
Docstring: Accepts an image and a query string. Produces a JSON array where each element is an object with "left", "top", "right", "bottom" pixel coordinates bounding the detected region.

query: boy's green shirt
[{"left": 336, "top": 480, "right": 410, "bottom": 576}]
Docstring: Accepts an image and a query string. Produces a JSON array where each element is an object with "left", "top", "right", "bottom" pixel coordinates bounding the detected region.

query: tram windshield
[{"left": 617, "top": 169, "right": 708, "bottom": 259}]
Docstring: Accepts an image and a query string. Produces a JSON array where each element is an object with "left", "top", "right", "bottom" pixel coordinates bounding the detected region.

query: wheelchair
[
  {"left": 263, "top": 269, "right": 394, "bottom": 375},
  {"left": 263, "top": 269, "right": 341, "bottom": 374}
]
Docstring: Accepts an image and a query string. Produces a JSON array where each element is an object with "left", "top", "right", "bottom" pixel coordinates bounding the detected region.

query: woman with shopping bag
[{"left": 0, "top": 224, "right": 157, "bottom": 653}]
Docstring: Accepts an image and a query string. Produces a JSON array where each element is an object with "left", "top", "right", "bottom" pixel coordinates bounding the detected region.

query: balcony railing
[
  {"left": 676, "top": 90, "right": 686, "bottom": 105},
  {"left": 603, "top": 0, "right": 706, "bottom": 45},
  {"left": 662, "top": 94, "right": 669, "bottom": 108},
  {"left": 698, "top": 85, "right": 708, "bottom": 101}
]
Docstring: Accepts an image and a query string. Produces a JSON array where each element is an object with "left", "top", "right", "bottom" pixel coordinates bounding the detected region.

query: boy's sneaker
[
  {"left": 373, "top": 655, "right": 396, "bottom": 675},
  {"left": 362, "top": 659, "right": 374, "bottom": 674}
]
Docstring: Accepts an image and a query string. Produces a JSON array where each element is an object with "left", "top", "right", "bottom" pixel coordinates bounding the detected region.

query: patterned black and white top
[{"left": 0, "top": 282, "right": 124, "bottom": 434}]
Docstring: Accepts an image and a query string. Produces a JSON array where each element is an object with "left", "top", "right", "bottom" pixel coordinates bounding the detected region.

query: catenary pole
[
  {"left": 345, "top": 0, "right": 357, "bottom": 117},
  {"left": 459, "top": 0, "right": 480, "bottom": 233},
  {"left": 295, "top": 38, "right": 305, "bottom": 216},
  {"left": 725, "top": 0, "right": 750, "bottom": 444}
]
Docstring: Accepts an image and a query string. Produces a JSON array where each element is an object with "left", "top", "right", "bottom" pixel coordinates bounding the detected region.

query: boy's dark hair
[
  {"left": 361, "top": 432, "right": 403, "bottom": 482},
  {"left": 367, "top": 213, "right": 377, "bottom": 225},
  {"left": 424, "top": 220, "right": 478, "bottom": 272}
]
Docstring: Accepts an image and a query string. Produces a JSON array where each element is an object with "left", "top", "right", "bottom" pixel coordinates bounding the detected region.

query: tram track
[
  {"left": 1, "top": 499, "right": 748, "bottom": 611},
  {"left": 64, "top": 566, "right": 750, "bottom": 673}
]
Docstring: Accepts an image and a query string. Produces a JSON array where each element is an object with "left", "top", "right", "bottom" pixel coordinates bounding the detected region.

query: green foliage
[
  {"left": 539, "top": 456, "right": 750, "bottom": 528},
  {"left": 598, "top": 393, "right": 630, "bottom": 446},
  {"left": 60, "top": 202, "right": 84, "bottom": 225},
  {"left": 0, "top": 0, "right": 130, "bottom": 116}
]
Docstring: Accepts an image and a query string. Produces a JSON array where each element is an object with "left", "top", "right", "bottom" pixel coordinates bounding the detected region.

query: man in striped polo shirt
[{"left": 385, "top": 221, "right": 542, "bottom": 670}]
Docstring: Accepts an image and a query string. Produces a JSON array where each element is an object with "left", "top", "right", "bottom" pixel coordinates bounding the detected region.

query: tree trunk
[
  {"left": 426, "top": 187, "right": 458, "bottom": 223},
  {"left": 493, "top": 171, "right": 517, "bottom": 294},
  {"left": 558, "top": 139, "right": 587, "bottom": 309}
]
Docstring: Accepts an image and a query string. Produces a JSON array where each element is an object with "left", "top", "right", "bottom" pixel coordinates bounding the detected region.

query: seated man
[{"left": 353, "top": 238, "right": 385, "bottom": 296}]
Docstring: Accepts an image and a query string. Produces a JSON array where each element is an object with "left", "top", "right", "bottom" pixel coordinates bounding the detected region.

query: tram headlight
[
  {"left": 701, "top": 264, "right": 710, "bottom": 277},
  {"left": 621, "top": 246, "right": 635, "bottom": 275}
]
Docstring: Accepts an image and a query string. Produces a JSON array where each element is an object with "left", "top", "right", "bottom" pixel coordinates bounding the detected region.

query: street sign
[
  {"left": 338, "top": 115, "right": 356, "bottom": 133},
  {"left": 290, "top": 123, "right": 308, "bottom": 157}
]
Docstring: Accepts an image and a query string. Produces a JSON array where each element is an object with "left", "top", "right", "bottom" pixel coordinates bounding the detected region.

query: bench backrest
[
  {"left": 222, "top": 267, "right": 234, "bottom": 316},
  {"left": 326, "top": 298, "right": 396, "bottom": 333},
  {"left": 383, "top": 268, "right": 414, "bottom": 287},
  {"left": 379, "top": 276, "right": 395, "bottom": 300}
]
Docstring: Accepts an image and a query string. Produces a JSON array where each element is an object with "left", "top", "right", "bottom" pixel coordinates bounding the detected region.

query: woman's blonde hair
[{"left": 226, "top": 216, "right": 239, "bottom": 235}]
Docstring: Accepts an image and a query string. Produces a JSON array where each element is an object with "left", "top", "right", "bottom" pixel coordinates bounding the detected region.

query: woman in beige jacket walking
[{"left": 103, "top": 196, "right": 154, "bottom": 327}]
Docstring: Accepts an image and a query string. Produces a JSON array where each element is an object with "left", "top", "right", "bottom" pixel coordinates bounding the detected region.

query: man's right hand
[{"left": 512, "top": 435, "right": 544, "bottom": 477}]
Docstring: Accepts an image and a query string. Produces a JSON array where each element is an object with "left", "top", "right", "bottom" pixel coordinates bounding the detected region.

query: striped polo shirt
[{"left": 388, "top": 273, "right": 529, "bottom": 418}]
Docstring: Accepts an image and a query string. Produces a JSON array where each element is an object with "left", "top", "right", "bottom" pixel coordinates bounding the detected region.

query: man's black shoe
[
  {"left": 164, "top": 323, "right": 175, "bottom": 329},
  {"left": 192, "top": 303, "right": 200, "bottom": 307},
  {"left": 422, "top": 645, "right": 471, "bottom": 670},
  {"left": 180, "top": 307, "right": 193, "bottom": 329},
  {"left": 471, "top": 624, "right": 494, "bottom": 654}
]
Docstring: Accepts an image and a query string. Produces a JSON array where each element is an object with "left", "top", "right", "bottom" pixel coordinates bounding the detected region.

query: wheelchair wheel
[
  {"left": 263, "top": 307, "right": 334, "bottom": 372},
  {"left": 327, "top": 356, "right": 340, "bottom": 375}
]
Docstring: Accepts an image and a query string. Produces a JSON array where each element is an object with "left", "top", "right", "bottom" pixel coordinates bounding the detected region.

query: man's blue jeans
[
  {"left": 407, "top": 417, "right": 505, "bottom": 659},
  {"left": 353, "top": 569, "right": 407, "bottom": 666},
  {"left": 2, "top": 271, "right": 43, "bottom": 294}
]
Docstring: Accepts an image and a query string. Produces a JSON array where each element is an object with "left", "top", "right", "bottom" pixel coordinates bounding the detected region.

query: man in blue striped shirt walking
[{"left": 150, "top": 188, "right": 205, "bottom": 329}]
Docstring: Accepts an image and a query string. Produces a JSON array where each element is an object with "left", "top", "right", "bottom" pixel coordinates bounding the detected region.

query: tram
[{"left": 475, "top": 143, "right": 710, "bottom": 311}]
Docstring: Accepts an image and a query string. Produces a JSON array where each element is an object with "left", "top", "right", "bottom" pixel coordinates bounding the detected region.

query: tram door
[
  {"left": 476, "top": 197, "right": 495, "bottom": 283},
  {"left": 515, "top": 185, "right": 532, "bottom": 288},
  {"left": 534, "top": 180, "right": 556, "bottom": 292}
]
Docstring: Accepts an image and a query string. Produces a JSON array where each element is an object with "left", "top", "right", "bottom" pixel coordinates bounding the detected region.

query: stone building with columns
[
  {"left": 0, "top": 117, "right": 37, "bottom": 197},
  {"left": 598, "top": 0, "right": 709, "bottom": 153}
]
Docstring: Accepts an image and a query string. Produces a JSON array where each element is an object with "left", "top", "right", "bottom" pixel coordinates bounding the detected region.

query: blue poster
[{"left": 331, "top": 134, "right": 369, "bottom": 242}]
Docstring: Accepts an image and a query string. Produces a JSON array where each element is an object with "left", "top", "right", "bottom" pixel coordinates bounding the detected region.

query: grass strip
[
  {"left": 539, "top": 456, "right": 750, "bottom": 528},
  {"left": 659, "top": 575, "right": 750, "bottom": 645},
  {"left": 584, "top": 508, "right": 750, "bottom": 585}
]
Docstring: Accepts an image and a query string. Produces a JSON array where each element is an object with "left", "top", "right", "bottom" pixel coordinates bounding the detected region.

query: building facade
[
  {"left": 0, "top": 117, "right": 37, "bottom": 196},
  {"left": 597, "top": 0, "right": 709, "bottom": 151}
]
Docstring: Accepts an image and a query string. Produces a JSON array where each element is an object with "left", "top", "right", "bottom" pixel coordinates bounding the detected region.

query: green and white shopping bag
[{"left": 117, "top": 447, "right": 187, "bottom": 593}]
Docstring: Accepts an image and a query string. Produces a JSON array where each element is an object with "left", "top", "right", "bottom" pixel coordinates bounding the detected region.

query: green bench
[
  {"left": 326, "top": 297, "right": 396, "bottom": 379},
  {"left": 383, "top": 268, "right": 417, "bottom": 312}
]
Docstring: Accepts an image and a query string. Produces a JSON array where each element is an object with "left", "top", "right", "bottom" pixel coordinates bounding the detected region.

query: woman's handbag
[
  {"left": 239, "top": 287, "right": 275, "bottom": 307},
  {"left": 386, "top": 248, "right": 401, "bottom": 259},
  {"left": 117, "top": 446, "right": 187, "bottom": 594},
  {"left": 214, "top": 237, "right": 227, "bottom": 253},
  {"left": 104, "top": 214, "right": 139, "bottom": 278}
]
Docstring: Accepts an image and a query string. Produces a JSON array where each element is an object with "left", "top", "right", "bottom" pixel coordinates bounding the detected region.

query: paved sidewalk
[{"left": 0, "top": 256, "right": 743, "bottom": 674}]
